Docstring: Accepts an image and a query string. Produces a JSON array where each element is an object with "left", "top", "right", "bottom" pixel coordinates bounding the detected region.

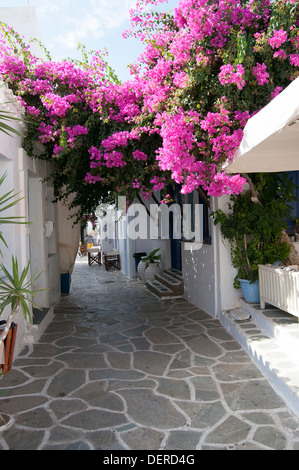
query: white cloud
[{"left": 33, "top": 0, "right": 137, "bottom": 51}]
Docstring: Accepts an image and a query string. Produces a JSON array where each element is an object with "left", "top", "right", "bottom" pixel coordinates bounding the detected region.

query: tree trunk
[{"left": 280, "top": 230, "right": 299, "bottom": 265}]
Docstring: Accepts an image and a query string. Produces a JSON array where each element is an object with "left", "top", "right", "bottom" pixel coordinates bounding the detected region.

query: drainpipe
[{"left": 211, "top": 198, "right": 221, "bottom": 319}]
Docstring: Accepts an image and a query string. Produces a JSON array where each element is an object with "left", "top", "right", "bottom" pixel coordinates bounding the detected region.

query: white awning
[{"left": 225, "top": 77, "right": 299, "bottom": 174}]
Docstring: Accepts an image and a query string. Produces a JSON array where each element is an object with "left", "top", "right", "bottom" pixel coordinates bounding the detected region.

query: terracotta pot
[
  {"left": 0, "top": 413, "right": 11, "bottom": 430},
  {"left": 0, "top": 322, "right": 18, "bottom": 375}
]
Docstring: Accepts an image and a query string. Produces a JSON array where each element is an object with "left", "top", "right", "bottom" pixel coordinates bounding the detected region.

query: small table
[{"left": 88, "top": 247, "right": 101, "bottom": 265}]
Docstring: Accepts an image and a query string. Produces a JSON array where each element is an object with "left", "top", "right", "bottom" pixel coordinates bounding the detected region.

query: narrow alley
[{"left": 1, "top": 257, "right": 299, "bottom": 450}]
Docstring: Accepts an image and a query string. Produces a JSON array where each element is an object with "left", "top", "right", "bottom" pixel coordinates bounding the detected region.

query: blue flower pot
[{"left": 238, "top": 279, "right": 260, "bottom": 303}]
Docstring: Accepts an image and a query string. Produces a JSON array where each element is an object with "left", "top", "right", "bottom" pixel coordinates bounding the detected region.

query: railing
[{"left": 258, "top": 264, "right": 299, "bottom": 318}]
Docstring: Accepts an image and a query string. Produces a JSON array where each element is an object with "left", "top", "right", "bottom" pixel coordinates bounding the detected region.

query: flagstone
[
  {"left": 212, "top": 362, "right": 264, "bottom": 382},
  {"left": 117, "top": 389, "right": 187, "bottom": 429},
  {"left": 49, "top": 398, "right": 87, "bottom": 419},
  {"left": 48, "top": 426, "right": 85, "bottom": 443},
  {"left": 240, "top": 411, "right": 275, "bottom": 425},
  {"left": 15, "top": 407, "right": 53, "bottom": 428},
  {"left": 190, "top": 376, "right": 220, "bottom": 401},
  {"left": 175, "top": 400, "right": 226, "bottom": 429},
  {"left": 184, "top": 333, "right": 223, "bottom": 357},
  {"left": 1, "top": 395, "right": 48, "bottom": 414},
  {"left": 130, "top": 337, "right": 151, "bottom": 350},
  {"left": 205, "top": 415, "right": 251, "bottom": 445},
  {"left": 167, "top": 369, "right": 193, "bottom": 378},
  {"left": 133, "top": 350, "right": 172, "bottom": 375},
  {"left": 43, "top": 321, "right": 74, "bottom": 335},
  {"left": 107, "top": 378, "right": 156, "bottom": 391},
  {"left": 221, "top": 380, "right": 286, "bottom": 411},
  {"left": 156, "top": 377, "right": 191, "bottom": 400},
  {"left": 29, "top": 343, "right": 70, "bottom": 358},
  {"left": 144, "top": 327, "right": 180, "bottom": 344},
  {"left": 207, "top": 327, "right": 235, "bottom": 341},
  {"left": 61, "top": 409, "right": 128, "bottom": 430},
  {"left": 56, "top": 352, "right": 107, "bottom": 369},
  {"left": 86, "top": 430, "right": 126, "bottom": 450},
  {"left": 165, "top": 430, "right": 201, "bottom": 450},
  {"left": 90, "top": 368, "right": 145, "bottom": 381},
  {"left": 71, "top": 382, "right": 124, "bottom": 411},
  {"left": 0, "top": 369, "right": 32, "bottom": 387},
  {"left": 45, "top": 441, "right": 92, "bottom": 450},
  {"left": 106, "top": 351, "right": 131, "bottom": 369},
  {"left": 47, "top": 369, "right": 86, "bottom": 397},
  {"left": 55, "top": 336, "right": 98, "bottom": 348},
  {"left": 122, "top": 325, "right": 151, "bottom": 337},
  {"left": 153, "top": 344, "right": 185, "bottom": 354},
  {"left": 120, "top": 426, "right": 165, "bottom": 450},
  {"left": 0, "top": 379, "right": 48, "bottom": 397},
  {"left": 2, "top": 428, "right": 45, "bottom": 450},
  {"left": 219, "top": 350, "right": 253, "bottom": 363},
  {"left": 99, "top": 332, "right": 127, "bottom": 343},
  {"left": 21, "top": 361, "right": 64, "bottom": 378}
]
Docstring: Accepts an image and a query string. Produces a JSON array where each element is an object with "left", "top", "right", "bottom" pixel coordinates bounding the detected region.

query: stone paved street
[{"left": 1, "top": 257, "right": 299, "bottom": 450}]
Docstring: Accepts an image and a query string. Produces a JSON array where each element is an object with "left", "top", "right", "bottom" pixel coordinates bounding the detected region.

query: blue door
[{"left": 169, "top": 185, "right": 182, "bottom": 271}]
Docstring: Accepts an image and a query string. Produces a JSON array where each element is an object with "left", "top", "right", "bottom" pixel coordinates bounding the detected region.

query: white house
[
  {"left": 109, "top": 188, "right": 239, "bottom": 318},
  {"left": 0, "top": 81, "right": 61, "bottom": 356},
  {"left": 0, "top": 5, "right": 82, "bottom": 358}
]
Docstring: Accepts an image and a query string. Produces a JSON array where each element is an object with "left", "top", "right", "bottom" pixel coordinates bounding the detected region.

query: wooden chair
[
  {"left": 103, "top": 250, "right": 121, "bottom": 271},
  {"left": 87, "top": 246, "right": 101, "bottom": 265}
]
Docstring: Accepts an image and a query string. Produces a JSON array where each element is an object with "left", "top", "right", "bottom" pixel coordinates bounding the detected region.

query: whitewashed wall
[
  {"left": 116, "top": 194, "right": 171, "bottom": 278},
  {"left": 0, "top": 83, "right": 61, "bottom": 356},
  {"left": 0, "top": 6, "right": 43, "bottom": 58},
  {"left": 182, "top": 195, "right": 240, "bottom": 318},
  {"left": 114, "top": 189, "right": 240, "bottom": 317}
]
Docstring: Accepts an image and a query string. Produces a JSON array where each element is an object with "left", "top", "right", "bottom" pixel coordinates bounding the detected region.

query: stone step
[
  {"left": 219, "top": 302, "right": 299, "bottom": 418},
  {"left": 145, "top": 269, "right": 184, "bottom": 300},
  {"left": 25, "top": 307, "right": 54, "bottom": 344},
  {"left": 164, "top": 268, "right": 183, "bottom": 281},
  {"left": 146, "top": 279, "right": 178, "bottom": 299},
  {"left": 155, "top": 272, "right": 184, "bottom": 295},
  {"left": 241, "top": 299, "right": 299, "bottom": 359}
]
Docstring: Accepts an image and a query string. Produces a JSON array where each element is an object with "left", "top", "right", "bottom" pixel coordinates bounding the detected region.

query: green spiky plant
[{"left": 142, "top": 248, "right": 161, "bottom": 268}]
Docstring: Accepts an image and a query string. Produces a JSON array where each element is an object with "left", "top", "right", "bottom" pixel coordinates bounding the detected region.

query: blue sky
[{"left": 0, "top": 0, "right": 179, "bottom": 82}]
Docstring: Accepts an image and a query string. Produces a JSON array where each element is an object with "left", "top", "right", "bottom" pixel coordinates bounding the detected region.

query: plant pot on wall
[
  {"left": 139, "top": 248, "right": 162, "bottom": 283},
  {"left": 0, "top": 321, "right": 18, "bottom": 375},
  {"left": 238, "top": 279, "right": 260, "bottom": 303}
]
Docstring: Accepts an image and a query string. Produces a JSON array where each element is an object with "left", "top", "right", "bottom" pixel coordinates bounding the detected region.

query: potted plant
[
  {"left": 0, "top": 172, "right": 43, "bottom": 377},
  {"left": 212, "top": 173, "right": 295, "bottom": 303},
  {"left": 138, "top": 248, "right": 162, "bottom": 282}
]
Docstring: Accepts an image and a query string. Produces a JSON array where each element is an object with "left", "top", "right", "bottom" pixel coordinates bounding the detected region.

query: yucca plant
[
  {"left": 0, "top": 172, "right": 27, "bottom": 256},
  {"left": 0, "top": 256, "right": 43, "bottom": 344}
]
